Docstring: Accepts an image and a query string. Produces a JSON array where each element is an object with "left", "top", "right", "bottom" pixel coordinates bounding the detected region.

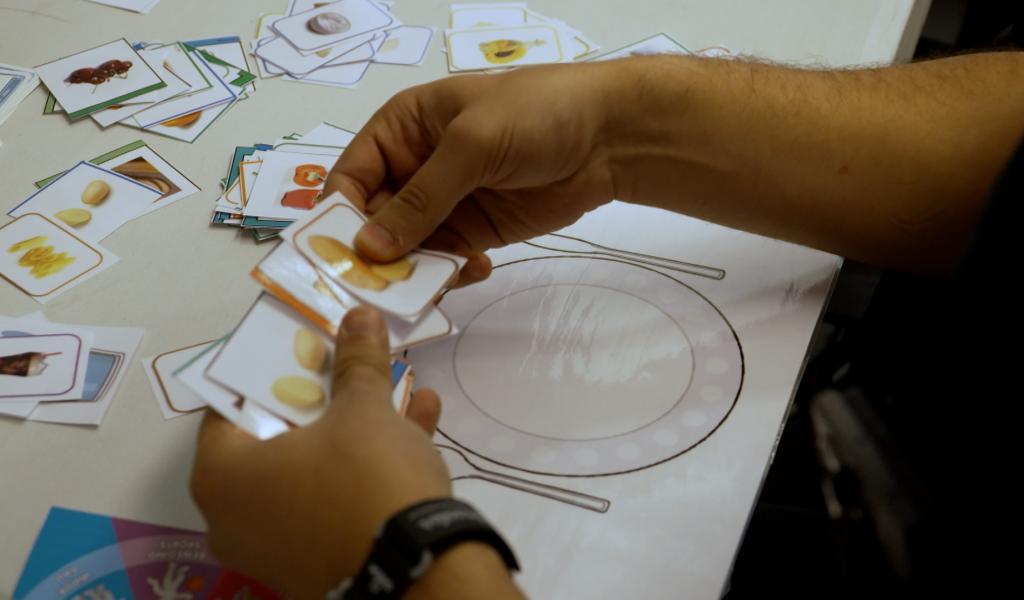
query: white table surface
[{"left": 0, "top": 0, "right": 923, "bottom": 597}]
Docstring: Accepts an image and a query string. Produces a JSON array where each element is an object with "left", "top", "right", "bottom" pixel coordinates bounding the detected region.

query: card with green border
[{"left": 34, "top": 39, "right": 167, "bottom": 121}]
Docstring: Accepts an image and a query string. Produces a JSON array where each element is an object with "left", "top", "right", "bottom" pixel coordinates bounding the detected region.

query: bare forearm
[{"left": 606, "top": 53, "right": 1024, "bottom": 274}]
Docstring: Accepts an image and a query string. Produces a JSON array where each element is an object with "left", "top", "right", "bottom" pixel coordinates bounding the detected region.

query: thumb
[
  {"left": 355, "top": 120, "right": 487, "bottom": 262},
  {"left": 329, "top": 306, "right": 394, "bottom": 415}
]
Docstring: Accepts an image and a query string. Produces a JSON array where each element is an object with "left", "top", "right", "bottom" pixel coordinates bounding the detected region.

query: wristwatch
[{"left": 327, "top": 498, "right": 519, "bottom": 599}]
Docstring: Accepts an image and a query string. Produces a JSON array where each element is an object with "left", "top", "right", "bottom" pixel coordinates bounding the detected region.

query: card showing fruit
[
  {"left": 242, "top": 150, "right": 339, "bottom": 221},
  {"left": 33, "top": 38, "right": 167, "bottom": 120},
  {"left": 34, "top": 140, "right": 200, "bottom": 218},
  {"left": 205, "top": 293, "right": 336, "bottom": 426},
  {"left": 0, "top": 213, "right": 117, "bottom": 303},
  {"left": 446, "top": 24, "right": 567, "bottom": 71},
  {"left": 9, "top": 162, "right": 161, "bottom": 243},
  {"left": 284, "top": 195, "right": 467, "bottom": 320}
]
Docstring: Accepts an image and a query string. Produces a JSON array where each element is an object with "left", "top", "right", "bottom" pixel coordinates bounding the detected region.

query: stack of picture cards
[
  {"left": 1, "top": 141, "right": 197, "bottom": 303},
  {"left": 0, "top": 311, "right": 143, "bottom": 427},
  {"left": 144, "top": 296, "right": 415, "bottom": 440},
  {"left": 0, "top": 62, "right": 39, "bottom": 130},
  {"left": 146, "top": 195, "right": 465, "bottom": 438},
  {"left": 210, "top": 121, "right": 354, "bottom": 241},
  {"left": 252, "top": 0, "right": 435, "bottom": 88},
  {"left": 39, "top": 37, "right": 256, "bottom": 143},
  {"left": 443, "top": 2, "right": 600, "bottom": 72}
]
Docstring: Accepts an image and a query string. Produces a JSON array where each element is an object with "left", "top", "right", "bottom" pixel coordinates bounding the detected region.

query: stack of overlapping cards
[
  {"left": 0, "top": 139, "right": 198, "bottom": 303},
  {"left": 148, "top": 194, "right": 463, "bottom": 439},
  {"left": 251, "top": 0, "right": 436, "bottom": 88},
  {"left": 0, "top": 312, "right": 143, "bottom": 426},
  {"left": 38, "top": 37, "right": 256, "bottom": 143},
  {"left": 210, "top": 121, "right": 354, "bottom": 241},
  {"left": 443, "top": 2, "right": 600, "bottom": 71},
  {"left": 0, "top": 63, "right": 39, "bottom": 131}
]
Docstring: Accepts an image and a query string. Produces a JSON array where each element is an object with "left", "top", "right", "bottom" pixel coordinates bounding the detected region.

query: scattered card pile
[
  {"left": 0, "top": 312, "right": 143, "bottom": 427},
  {"left": 15, "top": 506, "right": 284, "bottom": 599},
  {"left": 210, "top": 121, "right": 353, "bottom": 241},
  {"left": 0, "top": 62, "right": 39, "bottom": 130},
  {"left": 86, "top": 0, "right": 161, "bottom": 13},
  {"left": 147, "top": 194, "right": 464, "bottom": 438},
  {"left": 1, "top": 140, "right": 197, "bottom": 303},
  {"left": 443, "top": 2, "right": 600, "bottom": 71},
  {"left": 38, "top": 37, "right": 256, "bottom": 143},
  {"left": 251, "top": 0, "right": 435, "bottom": 88}
]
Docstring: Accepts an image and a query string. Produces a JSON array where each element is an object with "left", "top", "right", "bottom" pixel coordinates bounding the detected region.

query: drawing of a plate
[{"left": 409, "top": 256, "right": 744, "bottom": 477}]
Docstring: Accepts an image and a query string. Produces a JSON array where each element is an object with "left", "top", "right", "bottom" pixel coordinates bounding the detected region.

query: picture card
[
  {"left": 242, "top": 150, "right": 339, "bottom": 220},
  {"left": 285, "top": 195, "right": 466, "bottom": 319},
  {"left": 239, "top": 399, "right": 293, "bottom": 439},
  {"left": 0, "top": 334, "right": 85, "bottom": 400},
  {"left": 186, "top": 36, "right": 257, "bottom": 94},
  {"left": 128, "top": 99, "right": 237, "bottom": 143},
  {"left": 89, "top": 47, "right": 191, "bottom": 128},
  {"left": 35, "top": 141, "right": 200, "bottom": 218},
  {"left": 0, "top": 213, "right": 118, "bottom": 303},
  {"left": 296, "top": 121, "right": 356, "bottom": 147},
  {"left": 450, "top": 4, "right": 528, "bottom": 28},
  {"left": 34, "top": 39, "right": 166, "bottom": 120},
  {"left": 19, "top": 312, "right": 144, "bottom": 426},
  {"left": 446, "top": 24, "right": 569, "bottom": 71},
  {"left": 0, "top": 314, "right": 93, "bottom": 404},
  {"left": 143, "top": 340, "right": 216, "bottom": 419},
  {"left": 273, "top": 0, "right": 394, "bottom": 53},
  {"left": 287, "top": 52, "right": 374, "bottom": 87},
  {"left": 174, "top": 338, "right": 293, "bottom": 440},
  {"left": 252, "top": 241, "right": 456, "bottom": 349},
  {"left": 129, "top": 48, "right": 235, "bottom": 128},
  {"left": 9, "top": 162, "right": 162, "bottom": 243},
  {"left": 206, "top": 294, "right": 336, "bottom": 426},
  {"left": 173, "top": 337, "right": 243, "bottom": 421},
  {"left": 273, "top": 142, "right": 347, "bottom": 156},
  {"left": 374, "top": 26, "right": 433, "bottom": 66},
  {"left": 142, "top": 42, "right": 213, "bottom": 95},
  {"left": 255, "top": 30, "right": 379, "bottom": 77}
]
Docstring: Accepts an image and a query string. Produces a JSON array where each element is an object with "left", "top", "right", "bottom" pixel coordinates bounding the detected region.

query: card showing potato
[
  {"left": 285, "top": 195, "right": 466, "bottom": 320},
  {"left": 8, "top": 162, "right": 161, "bottom": 243},
  {"left": 205, "top": 294, "right": 335, "bottom": 426}
]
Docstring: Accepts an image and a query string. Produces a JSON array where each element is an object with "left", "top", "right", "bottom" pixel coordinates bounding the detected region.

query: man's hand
[
  {"left": 190, "top": 306, "right": 451, "bottom": 599},
  {"left": 322, "top": 62, "right": 624, "bottom": 286}
]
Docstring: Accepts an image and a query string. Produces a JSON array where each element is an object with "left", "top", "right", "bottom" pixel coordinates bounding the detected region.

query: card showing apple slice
[{"left": 286, "top": 195, "right": 466, "bottom": 320}]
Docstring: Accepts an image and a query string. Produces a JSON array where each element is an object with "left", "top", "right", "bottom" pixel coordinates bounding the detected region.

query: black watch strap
[{"left": 328, "top": 498, "right": 519, "bottom": 600}]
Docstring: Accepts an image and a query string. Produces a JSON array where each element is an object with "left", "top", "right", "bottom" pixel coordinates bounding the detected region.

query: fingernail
[
  {"left": 356, "top": 223, "right": 397, "bottom": 256},
  {"left": 343, "top": 305, "right": 383, "bottom": 335}
]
